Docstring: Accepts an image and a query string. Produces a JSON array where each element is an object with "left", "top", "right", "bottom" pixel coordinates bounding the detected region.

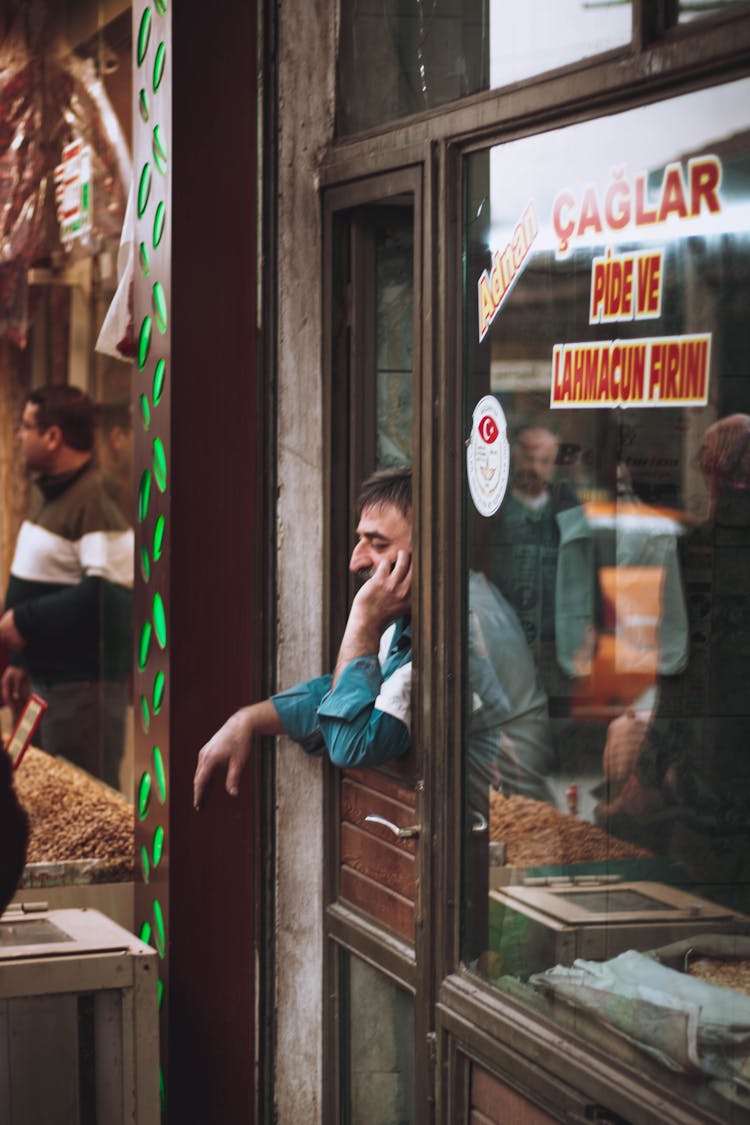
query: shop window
[
  {"left": 375, "top": 210, "right": 413, "bottom": 468},
  {"left": 336, "top": 1, "right": 631, "bottom": 136},
  {"left": 486, "top": 0, "right": 631, "bottom": 90},
  {"left": 460, "top": 78, "right": 750, "bottom": 1120},
  {"left": 339, "top": 949, "right": 415, "bottom": 1124}
]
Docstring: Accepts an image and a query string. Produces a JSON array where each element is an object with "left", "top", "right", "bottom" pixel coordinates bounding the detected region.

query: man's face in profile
[
  {"left": 349, "top": 502, "right": 412, "bottom": 582},
  {"left": 17, "top": 403, "right": 54, "bottom": 476},
  {"left": 512, "top": 427, "right": 559, "bottom": 499}
]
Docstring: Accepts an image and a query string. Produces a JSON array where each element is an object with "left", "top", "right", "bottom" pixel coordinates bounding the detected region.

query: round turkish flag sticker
[
  {"left": 478, "top": 414, "right": 499, "bottom": 444},
  {"left": 467, "top": 395, "right": 509, "bottom": 517}
]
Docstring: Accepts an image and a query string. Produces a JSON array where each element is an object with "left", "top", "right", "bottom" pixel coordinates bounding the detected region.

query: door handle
[
  {"left": 472, "top": 811, "right": 488, "bottom": 834},
  {"left": 364, "top": 814, "right": 420, "bottom": 840}
]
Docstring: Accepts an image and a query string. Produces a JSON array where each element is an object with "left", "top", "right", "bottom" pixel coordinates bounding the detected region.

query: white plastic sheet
[{"left": 532, "top": 948, "right": 750, "bottom": 1081}]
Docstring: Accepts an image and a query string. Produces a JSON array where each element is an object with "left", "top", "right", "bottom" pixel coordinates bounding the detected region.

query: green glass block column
[{"left": 133, "top": 0, "right": 172, "bottom": 1115}]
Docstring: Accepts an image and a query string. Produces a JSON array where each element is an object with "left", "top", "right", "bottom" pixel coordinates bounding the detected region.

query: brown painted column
[{"left": 132, "top": 1, "right": 264, "bottom": 1120}]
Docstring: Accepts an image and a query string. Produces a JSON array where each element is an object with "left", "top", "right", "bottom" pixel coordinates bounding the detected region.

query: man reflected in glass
[
  {"left": 0, "top": 387, "right": 133, "bottom": 790},
  {"left": 598, "top": 414, "right": 750, "bottom": 913},
  {"left": 488, "top": 423, "right": 595, "bottom": 745}
]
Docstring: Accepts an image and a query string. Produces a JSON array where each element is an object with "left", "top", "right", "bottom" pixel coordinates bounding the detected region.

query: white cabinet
[{"left": 0, "top": 907, "right": 159, "bottom": 1125}]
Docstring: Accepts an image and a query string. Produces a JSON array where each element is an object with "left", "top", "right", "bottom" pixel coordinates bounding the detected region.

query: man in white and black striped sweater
[{"left": 0, "top": 386, "right": 133, "bottom": 789}]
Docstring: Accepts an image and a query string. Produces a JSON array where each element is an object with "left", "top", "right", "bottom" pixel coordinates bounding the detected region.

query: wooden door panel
[
  {"left": 340, "top": 822, "right": 415, "bottom": 899},
  {"left": 339, "top": 769, "right": 418, "bottom": 941},
  {"left": 471, "top": 1065, "right": 559, "bottom": 1125},
  {"left": 340, "top": 867, "right": 415, "bottom": 942},
  {"left": 341, "top": 776, "right": 417, "bottom": 852},
  {"left": 342, "top": 767, "right": 416, "bottom": 807}
]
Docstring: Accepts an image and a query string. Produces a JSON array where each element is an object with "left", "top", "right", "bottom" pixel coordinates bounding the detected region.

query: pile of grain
[
  {"left": 687, "top": 958, "right": 750, "bottom": 996},
  {"left": 489, "top": 790, "right": 652, "bottom": 866},
  {"left": 14, "top": 747, "right": 135, "bottom": 870}
]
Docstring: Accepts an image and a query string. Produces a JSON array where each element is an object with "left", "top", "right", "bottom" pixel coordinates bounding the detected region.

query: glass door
[{"left": 323, "top": 167, "right": 427, "bottom": 1124}]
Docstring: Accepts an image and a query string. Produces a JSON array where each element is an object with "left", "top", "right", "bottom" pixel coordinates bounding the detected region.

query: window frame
[{"left": 320, "top": 5, "right": 750, "bottom": 1121}]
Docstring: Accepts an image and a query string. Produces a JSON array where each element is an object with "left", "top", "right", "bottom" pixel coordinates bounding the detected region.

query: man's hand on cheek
[{"left": 352, "top": 549, "right": 412, "bottom": 632}]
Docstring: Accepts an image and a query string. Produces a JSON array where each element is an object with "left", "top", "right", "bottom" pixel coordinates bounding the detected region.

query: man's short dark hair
[
  {"left": 356, "top": 465, "right": 412, "bottom": 519},
  {"left": 28, "top": 386, "right": 95, "bottom": 453},
  {"left": 0, "top": 750, "right": 29, "bottom": 915}
]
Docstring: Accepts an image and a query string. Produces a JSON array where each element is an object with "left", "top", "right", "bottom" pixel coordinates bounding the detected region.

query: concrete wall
[{"left": 274, "top": 1, "right": 336, "bottom": 1120}]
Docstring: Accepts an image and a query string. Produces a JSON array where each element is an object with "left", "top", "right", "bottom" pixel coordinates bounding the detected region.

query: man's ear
[{"left": 43, "top": 424, "right": 63, "bottom": 452}]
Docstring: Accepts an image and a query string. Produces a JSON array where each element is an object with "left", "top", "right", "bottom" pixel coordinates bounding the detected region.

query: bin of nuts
[
  {"left": 651, "top": 933, "right": 750, "bottom": 996},
  {"left": 14, "top": 747, "right": 135, "bottom": 884},
  {"left": 489, "top": 790, "right": 652, "bottom": 868}
]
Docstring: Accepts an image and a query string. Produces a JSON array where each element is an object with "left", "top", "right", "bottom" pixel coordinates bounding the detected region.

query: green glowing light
[
  {"left": 153, "top": 281, "right": 168, "bottom": 334},
  {"left": 140, "top": 393, "right": 151, "bottom": 430},
  {"left": 153, "top": 514, "right": 165, "bottom": 562},
  {"left": 138, "top": 470, "right": 151, "bottom": 523},
  {"left": 153, "top": 747, "right": 167, "bottom": 803},
  {"left": 137, "top": 163, "right": 152, "bottom": 219},
  {"left": 153, "top": 670, "right": 165, "bottom": 714},
  {"left": 153, "top": 824, "right": 165, "bottom": 866},
  {"left": 138, "top": 771, "right": 152, "bottom": 820},
  {"left": 152, "top": 358, "right": 165, "bottom": 407},
  {"left": 140, "top": 694, "right": 150, "bottom": 732},
  {"left": 153, "top": 899, "right": 166, "bottom": 957},
  {"left": 137, "top": 8, "right": 152, "bottom": 66},
  {"left": 139, "top": 919, "right": 152, "bottom": 946},
  {"left": 152, "top": 593, "right": 167, "bottom": 648},
  {"left": 137, "top": 315, "right": 152, "bottom": 371},
  {"left": 152, "top": 125, "right": 168, "bottom": 175},
  {"left": 140, "top": 844, "right": 150, "bottom": 884},
  {"left": 138, "top": 621, "right": 152, "bottom": 671},
  {"left": 153, "top": 202, "right": 166, "bottom": 249},
  {"left": 153, "top": 437, "right": 167, "bottom": 492},
  {"left": 139, "top": 241, "right": 150, "bottom": 277},
  {"left": 153, "top": 42, "right": 166, "bottom": 92}
]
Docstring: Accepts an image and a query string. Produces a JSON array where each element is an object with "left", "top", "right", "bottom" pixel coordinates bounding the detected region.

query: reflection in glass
[
  {"left": 679, "top": 0, "right": 748, "bottom": 22},
  {"left": 488, "top": 0, "right": 631, "bottom": 90},
  {"left": 461, "top": 79, "right": 750, "bottom": 1116},
  {"left": 376, "top": 212, "right": 413, "bottom": 468},
  {"left": 341, "top": 951, "right": 414, "bottom": 1125},
  {"left": 337, "top": 1, "right": 631, "bottom": 135},
  {"left": 337, "top": 0, "right": 486, "bottom": 134}
]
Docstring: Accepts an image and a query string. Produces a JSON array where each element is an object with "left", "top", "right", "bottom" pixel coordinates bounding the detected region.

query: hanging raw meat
[{"left": 0, "top": 28, "right": 130, "bottom": 346}]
